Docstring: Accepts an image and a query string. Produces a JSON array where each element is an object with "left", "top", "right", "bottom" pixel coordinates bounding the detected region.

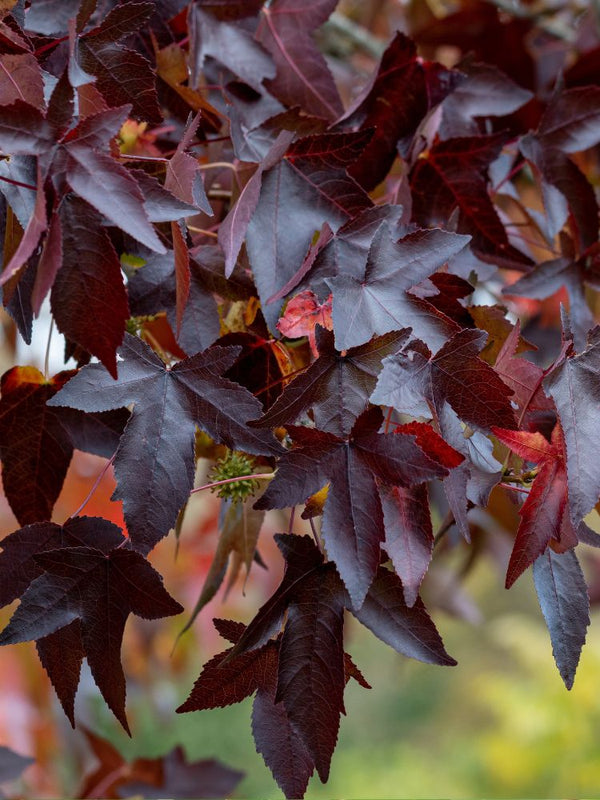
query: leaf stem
[
  {"left": 190, "top": 473, "right": 275, "bottom": 495},
  {"left": 69, "top": 455, "right": 116, "bottom": 519},
  {"left": 499, "top": 482, "right": 530, "bottom": 494},
  {"left": 0, "top": 173, "right": 37, "bottom": 191},
  {"left": 433, "top": 510, "right": 455, "bottom": 547},
  {"left": 44, "top": 318, "right": 54, "bottom": 380},
  {"left": 309, "top": 516, "right": 323, "bottom": 552},
  {"left": 187, "top": 225, "right": 218, "bottom": 238}
]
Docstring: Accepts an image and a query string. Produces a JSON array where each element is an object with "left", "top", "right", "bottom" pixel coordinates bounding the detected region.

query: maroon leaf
[
  {"left": 36, "top": 620, "right": 84, "bottom": 726},
  {"left": 351, "top": 565, "right": 456, "bottom": 666},
  {"left": 0, "top": 538, "right": 183, "bottom": 732},
  {"left": 410, "top": 133, "right": 533, "bottom": 269},
  {"left": 50, "top": 197, "right": 130, "bottom": 377},
  {"left": 252, "top": 683, "right": 314, "bottom": 800},
  {"left": 256, "top": 0, "right": 342, "bottom": 121},
  {"left": 165, "top": 112, "right": 211, "bottom": 214},
  {"left": 253, "top": 328, "right": 410, "bottom": 436},
  {"left": 494, "top": 321, "right": 553, "bottom": 420},
  {"left": 533, "top": 548, "right": 589, "bottom": 689},
  {"left": 256, "top": 408, "right": 459, "bottom": 608},
  {"left": 0, "top": 515, "right": 124, "bottom": 614},
  {"left": 245, "top": 130, "right": 372, "bottom": 331},
  {"left": 179, "top": 536, "right": 367, "bottom": 798},
  {"left": 336, "top": 33, "right": 457, "bottom": 190},
  {"left": 326, "top": 223, "right": 469, "bottom": 351},
  {"left": 0, "top": 53, "right": 44, "bottom": 108},
  {"left": 276, "top": 565, "right": 345, "bottom": 782},
  {"left": 48, "top": 334, "right": 282, "bottom": 554},
  {"left": 378, "top": 482, "right": 433, "bottom": 607},
  {"left": 372, "top": 327, "right": 516, "bottom": 431},
  {"left": 77, "top": 2, "right": 162, "bottom": 123},
  {"left": 0, "top": 367, "right": 75, "bottom": 525}
]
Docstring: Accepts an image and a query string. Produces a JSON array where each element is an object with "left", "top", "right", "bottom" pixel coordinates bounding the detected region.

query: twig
[
  {"left": 0, "top": 173, "right": 37, "bottom": 191},
  {"left": 44, "top": 318, "right": 54, "bottom": 380},
  {"left": 433, "top": 510, "right": 455, "bottom": 547},
  {"left": 69, "top": 455, "right": 116, "bottom": 519},
  {"left": 190, "top": 473, "right": 275, "bottom": 495}
]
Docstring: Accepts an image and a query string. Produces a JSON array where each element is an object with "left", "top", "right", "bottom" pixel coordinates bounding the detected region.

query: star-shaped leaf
[
  {"left": 48, "top": 334, "right": 282, "bottom": 554},
  {"left": 326, "top": 223, "right": 470, "bottom": 351},
  {"left": 253, "top": 328, "right": 411, "bottom": 436},
  {"left": 0, "top": 517, "right": 183, "bottom": 732},
  {"left": 372, "top": 327, "right": 516, "bottom": 431},
  {"left": 255, "top": 407, "right": 461, "bottom": 607}
]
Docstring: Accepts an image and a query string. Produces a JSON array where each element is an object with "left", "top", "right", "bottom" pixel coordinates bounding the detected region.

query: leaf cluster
[{"left": 2, "top": 0, "right": 600, "bottom": 796}]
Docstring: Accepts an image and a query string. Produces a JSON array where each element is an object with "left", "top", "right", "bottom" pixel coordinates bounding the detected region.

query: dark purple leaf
[
  {"left": 78, "top": 2, "right": 162, "bottom": 123},
  {"left": 533, "top": 547, "right": 589, "bottom": 689},
  {"left": 326, "top": 223, "right": 469, "bottom": 351},
  {"left": 50, "top": 196, "right": 130, "bottom": 377},
  {"left": 0, "top": 541, "right": 183, "bottom": 732},
  {"left": 545, "top": 327, "right": 600, "bottom": 527},
  {"left": 48, "top": 334, "right": 282, "bottom": 554},
  {"left": 351, "top": 566, "right": 457, "bottom": 666},
  {"left": 372, "top": 328, "right": 516, "bottom": 431},
  {"left": 410, "top": 133, "right": 533, "bottom": 269},
  {"left": 256, "top": 409, "right": 459, "bottom": 608}
]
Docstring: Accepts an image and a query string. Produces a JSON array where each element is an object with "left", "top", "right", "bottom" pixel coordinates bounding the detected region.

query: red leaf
[
  {"left": 493, "top": 424, "right": 579, "bottom": 587},
  {"left": 379, "top": 483, "right": 433, "bottom": 607}
]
